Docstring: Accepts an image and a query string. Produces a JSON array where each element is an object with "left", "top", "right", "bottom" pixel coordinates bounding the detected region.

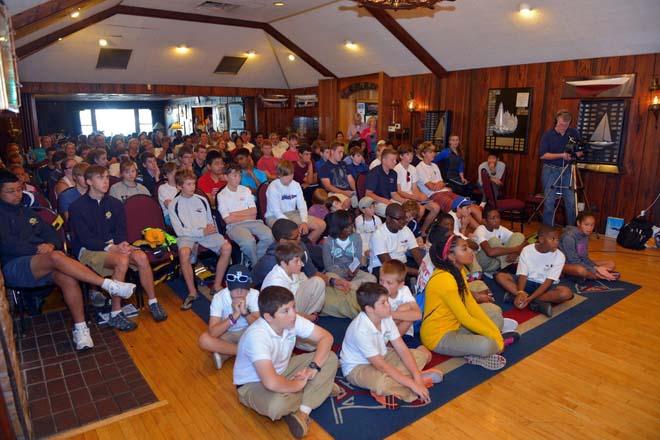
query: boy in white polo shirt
[
  {"left": 261, "top": 242, "right": 326, "bottom": 320},
  {"left": 379, "top": 260, "right": 421, "bottom": 337},
  {"left": 233, "top": 286, "right": 338, "bottom": 438},
  {"left": 217, "top": 164, "right": 274, "bottom": 266},
  {"left": 198, "top": 265, "right": 260, "bottom": 370},
  {"left": 339, "top": 283, "right": 442, "bottom": 408}
]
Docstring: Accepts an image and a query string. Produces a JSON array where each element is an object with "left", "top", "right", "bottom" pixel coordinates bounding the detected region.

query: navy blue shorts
[
  {"left": 513, "top": 276, "right": 542, "bottom": 294},
  {"left": 2, "top": 256, "right": 54, "bottom": 288}
]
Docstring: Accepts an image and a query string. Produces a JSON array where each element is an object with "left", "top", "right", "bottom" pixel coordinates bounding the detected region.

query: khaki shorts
[
  {"left": 79, "top": 249, "right": 113, "bottom": 277},
  {"left": 265, "top": 211, "right": 303, "bottom": 228},
  {"left": 330, "top": 193, "right": 358, "bottom": 208}
]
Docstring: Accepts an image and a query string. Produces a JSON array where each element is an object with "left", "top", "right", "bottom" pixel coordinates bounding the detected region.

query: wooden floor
[{"left": 61, "top": 228, "right": 660, "bottom": 440}]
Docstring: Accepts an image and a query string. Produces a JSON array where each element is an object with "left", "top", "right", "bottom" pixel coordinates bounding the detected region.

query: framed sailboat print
[
  {"left": 484, "top": 88, "right": 532, "bottom": 153},
  {"left": 575, "top": 99, "right": 627, "bottom": 174}
]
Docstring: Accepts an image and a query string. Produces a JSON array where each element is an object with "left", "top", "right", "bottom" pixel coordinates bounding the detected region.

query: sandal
[{"left": 181, "top": 294, "right": 198, "bottom": 310}]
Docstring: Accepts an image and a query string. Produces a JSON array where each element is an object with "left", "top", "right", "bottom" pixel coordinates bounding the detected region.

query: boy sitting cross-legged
[
  {"left": 198, "top": 265, "right": 259, "bottom": 370},
  {"left": 495, "top": 225, "right": 573, "bottom": 317},
  {"left": 339, "top": 282, "right": 442, "bottom": 408},
  {"left": 379, "top": 260, "right": 421, "bottom": 337},
  {"left": 233, "top": 286, "right": 339, "bottom": 439},
  {"left": 168, "top": 169, "right": 232, "bottom": 310},
  {"left": 69, "top": 165, "right": 167, "bottom": 330}
]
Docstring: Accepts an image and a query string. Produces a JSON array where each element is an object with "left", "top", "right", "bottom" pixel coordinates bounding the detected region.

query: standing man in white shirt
[
  {"left": 217, "top": 164, "right": 274, "bottom": 267},
  {"left": 265, "top": 161, "right": 325, "bottom": 244},
  {"left": 233, "top": 286, "right": 338, "bottom": 438}
]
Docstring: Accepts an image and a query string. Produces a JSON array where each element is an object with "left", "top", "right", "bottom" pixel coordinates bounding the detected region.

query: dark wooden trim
[
  {"left": 262, "top": 24, "right": 336, "bottom": 78},
  {"left": 113, "top": 5, "right": 264, "bottom": 30},
  {"left": 365, "top": 6, "right": 447, "bottom": 78},
  {"left": 11, "top": 0, "right": 90, "bottom": 31},
  {"left": 16, "top": 5, "right": 120, "bottom": 59}
]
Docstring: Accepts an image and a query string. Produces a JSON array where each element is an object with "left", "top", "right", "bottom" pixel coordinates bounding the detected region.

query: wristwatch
[{"left": 308, "top": 362, "right": 321, "bottom": 372}]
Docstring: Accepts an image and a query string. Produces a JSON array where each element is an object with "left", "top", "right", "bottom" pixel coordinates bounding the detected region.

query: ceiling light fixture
[
  {"left": 288, "top": 53, "right": 295, "bottom": 61},
  {"left": 344, "top": 40, "right": 358, "bottom": 50},
  {"left": 98, "top": 38, "right": 108, "bottom": 47},
  {"left": 519, "top": 3, "right": 534, "bottom": 17},
  {"left": 58, "top": 37, "right": 63, "bottom": 41},
  {"left": 175, "top": 44, "right": 190, "bottom": 54},
  {"left": 273, "top": 1, "right": 286, "bottom": 6},
  {"left": 246, "top": 50, "right": 257, "bottom": 57},
  {"left": 70, "top": 9, "right": 80, "bottom": 18},
  {"left": 353, "top": 0, "right": 452, "bottom": 10}
]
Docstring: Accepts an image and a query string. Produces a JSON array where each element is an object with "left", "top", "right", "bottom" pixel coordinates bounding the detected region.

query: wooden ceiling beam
[
  {"left": 365, "top": 6, "right": 447, "bottom": 78},
  {"left": 16, "top": 5, "right": 119, "bottom": 59},
  {"left": 12, "top": 0, "right": 91, "bottom": 32},
  {"left": 263, "top": 24, "right": 336, "bottom": 78}
]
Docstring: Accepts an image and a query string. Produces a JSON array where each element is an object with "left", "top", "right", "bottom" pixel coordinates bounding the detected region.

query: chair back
[
  {"left": 256, "top": 182, "right": 269, "bottom": 220},
  {"left": 356, "top": 173, "right": 367, "bottom": 200},
  {"left": 480, "top": 168, "right": 498, "bottom": 208},
  {"left": 33, "top": 206, "right": 68, "bottom": 253},
  {"left": 109, "top": 175, "right": 121, "bottom": 187},
  {"left": 32, "top": 188, "right": 52, "bottom": 210},
  {"left": 123, "top": 194, "right": 166, "bottom": 243}
]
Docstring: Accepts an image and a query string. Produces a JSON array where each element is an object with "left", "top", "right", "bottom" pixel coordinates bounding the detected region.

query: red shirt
[
  {"left": 282, "top": 150, "right": 300, "bottom": 163},
  {"left": 197, "top": 172, "right": 226, "bottom": 198},
  {"left": 257, "top": 155, "right": 279, "bottom": 176}
]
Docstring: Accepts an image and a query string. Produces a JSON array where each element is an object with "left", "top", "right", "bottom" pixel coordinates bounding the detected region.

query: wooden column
[
  {"left": 377, "top": 72, "right": 392, "bottom": 141},
  {"left": 19, "top": 93, "right": 39, "bottom": 149},
  {"left": 318, "top": 78, "right": 339, "bottom": 142}
]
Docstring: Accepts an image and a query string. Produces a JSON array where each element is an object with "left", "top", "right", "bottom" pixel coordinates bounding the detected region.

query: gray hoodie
[
  {"left": 322, "top": 233, "right": 363, "bottom": 278},
  {"left": 559, "top": 226, "right": 595, "bottom": 272}
]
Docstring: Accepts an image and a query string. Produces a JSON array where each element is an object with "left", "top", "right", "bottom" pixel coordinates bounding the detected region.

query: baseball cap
[
  {"left": 451, "top": 197, "right": 474, "bottom": 211},
  {"left": 225, "top": 265, "right": 252, "bottom": 290},
  {"left": 358, "top": 196, "right": 375, "bottom": 210}
]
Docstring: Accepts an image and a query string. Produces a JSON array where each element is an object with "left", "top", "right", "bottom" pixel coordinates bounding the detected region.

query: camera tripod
[{"left": 529, "top": 159, "right": 592, "bottom": 226}]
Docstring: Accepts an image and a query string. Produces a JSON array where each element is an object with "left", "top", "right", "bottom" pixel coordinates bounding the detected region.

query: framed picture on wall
[{"left": 484, "top": 87, "right": 532, "bottom": 153}]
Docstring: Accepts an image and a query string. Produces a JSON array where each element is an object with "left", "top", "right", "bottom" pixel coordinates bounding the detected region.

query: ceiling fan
[{"left": 354, "top": 0, "right": 456, "bottom": 10}]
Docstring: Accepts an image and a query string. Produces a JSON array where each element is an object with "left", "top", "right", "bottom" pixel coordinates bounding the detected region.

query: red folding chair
[
  {"left": 356, "top": 173, "right": 367, "bottom": 200},
  {"left": 481, "top": 168, "right": 526, "bottom": 231},
  {"left": 256, "top": 182, "right": 269, "bottom": 220}
]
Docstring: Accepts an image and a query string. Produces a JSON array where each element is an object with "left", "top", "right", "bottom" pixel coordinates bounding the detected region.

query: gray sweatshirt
[
  {"left": 559, "top": 226, "right": 595, "bottom": 271},
  {"left": 322, "top": 233, "right": 363, "bottom": 278}
]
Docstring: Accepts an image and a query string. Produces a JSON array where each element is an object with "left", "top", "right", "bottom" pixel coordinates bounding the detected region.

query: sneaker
[
  {"left": 72, "top": 327, "right": 94, "bottom": 351},
  {"left": 89, "top": 289, "right": 107, "bottom": 308},
  {"left": 529, "top": 300, "right": 553, "bottom": 317},
  {"left": 212, "top": 353, "right": 223, "bottom": 370},
  {"left": 464, "top": 354, "right": 506, "bottom": 370},
  {"left": 502, "top": 318, "right": 519, "bottom": 333},
  {"left": 421, "top": 368, "right": 444, "bottom": 385},
  {"left": 107, "top": 312, "right": 138, "bottom": 332},
  {"left": 283, "top": 411, "right": 309, "bottom": 439},
  {"left": 149, "top": 302, "right": 168, "bottom": 322},
  {"left": 180, "top": 294, "right": 198, "bottom": 311},
  {"left": 105, "top": 280, "right": 136, "bottom": 299},
  {"left": 502, "top": 292, "right": 514, "bottom": 303},
  {"left": 502, "top": 331, "right": 521, "bottom": 348}
]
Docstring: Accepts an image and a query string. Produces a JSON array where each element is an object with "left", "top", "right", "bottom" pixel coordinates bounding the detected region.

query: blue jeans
[{"left": 541, "top": 164, "right": 576, "bottom": 227}]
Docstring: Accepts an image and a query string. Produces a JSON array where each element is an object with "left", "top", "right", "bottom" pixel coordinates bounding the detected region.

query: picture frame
[{"left": 484, "top": 88, "right": 532, "bottom": 153}]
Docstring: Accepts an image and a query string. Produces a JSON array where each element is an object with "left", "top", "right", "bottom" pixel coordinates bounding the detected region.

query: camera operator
[{"left": 539, "top": 109, "right": 583, "bottom": 226}]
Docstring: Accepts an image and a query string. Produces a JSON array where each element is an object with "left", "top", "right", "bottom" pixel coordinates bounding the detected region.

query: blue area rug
[{"left": 166, "top": 277, "right": 640, "bottom": 440}]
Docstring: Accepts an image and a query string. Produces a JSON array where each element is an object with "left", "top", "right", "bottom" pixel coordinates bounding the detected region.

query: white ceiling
[{"left": 10, "top": 0, "right": 660, "bottom": 90}]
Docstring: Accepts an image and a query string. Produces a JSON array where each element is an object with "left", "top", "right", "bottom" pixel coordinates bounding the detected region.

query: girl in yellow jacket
[{"left": 420, "top": 234, "right": 518, "bottom": 370}]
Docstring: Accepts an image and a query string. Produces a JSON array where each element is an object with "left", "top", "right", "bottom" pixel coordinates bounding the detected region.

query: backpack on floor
[{"left": 616, "top": 216, "right": 653, "bottom": 250}]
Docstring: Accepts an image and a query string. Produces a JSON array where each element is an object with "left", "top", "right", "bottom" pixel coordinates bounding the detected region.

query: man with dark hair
[
  {"left": 235, "top": 148, "right": 267, "bottom": 193},
  {"left": 0, "top": 170, "right": 136, "bottom": 350},
  {"left": 197, "top": 150, "right": 227, "bottom": 206},
  {"left": 318, "top": 142, "right": 357, "bottom": 210},
  {"left": 366, "top": 148, "right": 404, "bottom": 218},
  {"left": 193, "top": 144, "right": 207, "bottom": 178},
  {"left": 137, "top": 152, "right": 161, "bottom": 195}
]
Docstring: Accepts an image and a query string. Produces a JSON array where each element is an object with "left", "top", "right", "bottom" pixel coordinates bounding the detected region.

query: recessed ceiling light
[
  {"left": 70, "top": 10, "right": 80, "bottom": 18},
  {"left": 98, "top": 38, "right": 108, "bottom": 47},
  {"left": 273, "top": 1, "right": 286, "bottom": 6},
  {"left": 246, "top": 49, "right": 257, "bottom": 57},
  {"left": 58, "top": 37, "right": 63, "bottom": 41},
  {"left": 519, "top": 3, "right": 534, "bottom": 17},
  {"left": 344, "top": 40, "right": 358, "bottom": 50},
  {"left": 288, "top": 53, "right": 295, "bottom": 61},
  {"left": 175, "top": 44, "right": 190, "bottom": 54}
]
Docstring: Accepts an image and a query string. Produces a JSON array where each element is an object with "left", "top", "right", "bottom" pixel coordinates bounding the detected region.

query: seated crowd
[{"left": 0, "top": 129, "right": 618, "bottom": 438}]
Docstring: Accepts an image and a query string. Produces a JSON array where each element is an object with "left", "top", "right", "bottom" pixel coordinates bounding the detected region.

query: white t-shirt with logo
[
  {"left": 340, "top": 312, "right": 401, "bottom": 376},
  {"left": 388, "top": 286, "right": 416, "bottom": 337},
  {"left": 394, "top": 163, "right": 419, "bottom": 194},
  {"left": 368, "top": 224, "right": 418, "bottom": 271},
  {"left": 217, "top": 185, "right": 255, "bottom": 219},
  {"left": 209, "top": 287, "right": 260, "bottom": 332},
  {"left": 516, "top": 244, "right": 565, "bottom": 284},
  {"left": 233, "top": 315, "right": 315, "bottom": 385},
  {"left": 473, "top": 224, "right": 514, "bottom": 249}
]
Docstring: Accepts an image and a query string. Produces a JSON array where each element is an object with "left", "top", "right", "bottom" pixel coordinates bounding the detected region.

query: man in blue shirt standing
[{"left": 539, "top": 109, "right": 582, "bottom": 227}]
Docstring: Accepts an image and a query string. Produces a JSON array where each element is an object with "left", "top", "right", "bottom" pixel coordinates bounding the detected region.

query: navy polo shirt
[
  {"left": 365, "top": 165, "right": 397, "bottom": 199},
  {"left": 539, "top": 127, "right": 580, "bottom": 167}
]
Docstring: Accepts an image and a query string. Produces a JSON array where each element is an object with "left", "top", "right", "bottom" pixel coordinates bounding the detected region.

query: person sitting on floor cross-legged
[
  {"left": 340, "top": 282, "right": 442, "bottom": 409},
  {"left": 69, "top": 165, "right": 168, "bottom": 330},
  {"left": 198, "top": 265, "right": 260, "bottom": 370},
  {"left": 0, "top": 170, "right": 136, "bottom": 350},
  {"left": 233, "top": 286, "right": 339, "bottom": 439},
  {"left": 495, "top": 225, "right": 574, "bottom": 317},
  {"left": 169, "top": 169, "right": 232, "bottom": 310}
]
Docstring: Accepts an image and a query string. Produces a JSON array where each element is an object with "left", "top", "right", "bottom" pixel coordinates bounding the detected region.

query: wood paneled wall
[{"left": 255, "top": 87, "right": 318, "bottom": 135}]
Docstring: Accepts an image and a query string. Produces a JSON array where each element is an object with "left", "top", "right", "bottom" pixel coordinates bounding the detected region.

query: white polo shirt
[
  {"left": 217, "top": 185, "right": 255, "bottom": 219},
  {"left": 209, "top": 287, "right": 260, "bottom": 332},
  {"left": 340, "top": 312, "right": 401, "bottom": 376},
  {"left": 368, "top": 223, "right": 418, "bottom": 271},
  {"left": 261, "top": 264, "right": 305, "bottom": 296},
  {"left": 516, "top": 244, "right": 565, "bottom": 284},
  {"left": 233, "top": 315, "right": 316, "bottom": 385},
  {"left": 388, "top": 286, "right": 416, "bottom": 337}
]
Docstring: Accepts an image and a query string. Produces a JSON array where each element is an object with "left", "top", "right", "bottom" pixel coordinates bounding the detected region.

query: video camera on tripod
[{"left": 565, "top": 136, "right": 589, "bottom": 160}]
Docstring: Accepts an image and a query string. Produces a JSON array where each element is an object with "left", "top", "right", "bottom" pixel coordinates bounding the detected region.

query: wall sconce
[
  {"left": 649, "top": 77, "right": 660, "bottom": 124},
  {"left": 406, "top": 93, "right": 417, "bottom": 112}
]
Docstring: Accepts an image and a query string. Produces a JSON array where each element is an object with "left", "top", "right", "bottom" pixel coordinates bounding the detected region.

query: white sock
[
  {"left": 111, "top": 310, "right": 121, "bottom": 318},
  {"left": 299, "top": 405, "right": 311, "bottom": 415},
  {"left": 148, "top": 298, "right": 158, "bottom": 305},
  {"left": 73, "top": 322, "right": 88, "bottom": 331},
  {"left": 101, "top": 279, "right": 113, "bottom": 291}
]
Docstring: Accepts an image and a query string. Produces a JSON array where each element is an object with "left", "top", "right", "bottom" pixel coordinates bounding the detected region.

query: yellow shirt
[{"left": 420, "top": 269, "right": 503, "bottom": 351}]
